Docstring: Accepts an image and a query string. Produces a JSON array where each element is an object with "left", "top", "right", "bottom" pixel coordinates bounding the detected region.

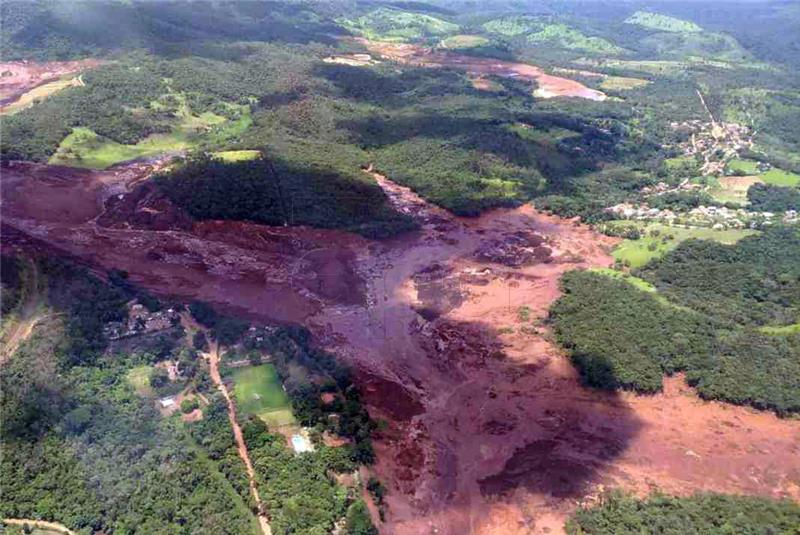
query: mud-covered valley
[{"left": 3, "top": 158, "right": 799, "bottom": 535}]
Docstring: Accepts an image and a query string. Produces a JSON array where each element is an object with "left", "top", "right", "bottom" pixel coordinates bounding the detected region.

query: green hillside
[
  {"left": 337, "top": 7, "right": 459, "bottom": 42},
  {"left": 625, "top": 11, "right": 703, "bottom": 33}
]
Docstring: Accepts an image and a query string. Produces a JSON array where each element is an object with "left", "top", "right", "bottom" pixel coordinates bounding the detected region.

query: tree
[
  {"left": 149, "top": 367, "right": 169, "bottom": 389},
  {"left": 345, "top": 500, "right": 377, "bottom": 535}
]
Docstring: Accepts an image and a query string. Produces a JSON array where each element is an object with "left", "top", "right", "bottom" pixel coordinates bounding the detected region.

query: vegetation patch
[
  {"left": 439, "top": 34, "right": 490, "bottom": 49},
  {"left": 48, "top": 127, "right": 189, "bottom": 169},
  {"left": 551, "top": 269, "right": 800, "bottom": 414},
  {"left": 567, "top": 491, "right": 800, "bottom": 534},
  {"left": 155, "top": 155, "right": 416, "bottom": 238},
  {"left": 598, "top": 76, "right": 650, "bottom": 91},
  {"left": 608, "top": 222, "right": 756, "bottom": 269},
  {"left": 708, "top": 175, "right": 763, "bottom": 205},
  {"left": 527, "top": 24, "right": 623, "bottom": 55},
  {"left": 761, "top": 168, "right": 800, "bottom": 187},
  {"left": 231, "top": 364, "right": 295, "bottom": 427},
  {"left": 337, "top": 7, "right": 458, "bottom": 42},
  {"left": 624, "top": 11, "right": 703, "bottom": 33},
  {"left": 213, "top": 149, "right": 262, "bottom": 162}
]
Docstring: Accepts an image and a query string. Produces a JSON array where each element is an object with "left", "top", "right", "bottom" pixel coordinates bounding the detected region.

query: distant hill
[{"left": 625, "top": 11, "right": 703, "bottom": 33}]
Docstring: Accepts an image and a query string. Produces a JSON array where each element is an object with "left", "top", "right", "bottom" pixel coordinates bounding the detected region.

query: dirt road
[
  {"left": 0, "top": 259, "right": 50, "bottom": 361},
  {"left": 202, "top": 337, "right": 272, "bottom": 535},
  {"left": 2, "top": 160, "right": 799, "bottom": 534},
  {"left": 3, "top": 518, "right": 75, "bottom": 534}
]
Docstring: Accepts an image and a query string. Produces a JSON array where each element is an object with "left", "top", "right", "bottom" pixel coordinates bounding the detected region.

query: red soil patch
[
  {"left": 3, "top": 162, "right": 799, "bottom": 535},
  {"left": 0, "top": 59, "right": 102, "bottom": 105},
  {"left": 359, "top": 39, "right": 606, "bottom": 101}
]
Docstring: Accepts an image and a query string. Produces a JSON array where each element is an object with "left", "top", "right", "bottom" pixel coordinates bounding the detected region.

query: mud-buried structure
[{"left": 2, "top": 160, "right": 799, "bottom": 534}]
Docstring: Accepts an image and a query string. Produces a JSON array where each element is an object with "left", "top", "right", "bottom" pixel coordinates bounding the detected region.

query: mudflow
[{"left": 2, "top": 160, "right": 798, "bottom": 534}]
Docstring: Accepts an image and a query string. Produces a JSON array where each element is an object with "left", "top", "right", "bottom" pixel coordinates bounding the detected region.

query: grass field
[
  {"left": 49, "top": 104, "right": 251, "bottom": 169},
  {"left": 49, "top": 127, "right": 190, "bottom": 169},
  {"left": 599, "top": 76, "right": 650, "bottom": 91},
  {"left": 761, "top": 168, "right": 800, "bottom": 186},
  {"left": 1, "top": 76, "right": 82, "bottom": 115},
  {"left": 760, "top": 322, "right": 800, "bottom": 335},
  {"left": 590, "top": 268, "right": 657, "bottom": 292},
  {"left": 727, "top": 159, "right": 761, "bottom": 174},
  {"left": 708, "top": 175, "right": 763, "bottom": 204},
  {"left": 440, "top": 35, "right": 490, "bottom": 49},
  {"left": 231, "top": 364, "right": 295, "bottom": 427},
  {"left": 610, "top": 222, "right": 758, "bottom": 268},
  {"left": 213, "top": 150, "right": 261, "bottom": 162},
  {"left": 127, "top": 365, "right": 154, "bottom": 397}
]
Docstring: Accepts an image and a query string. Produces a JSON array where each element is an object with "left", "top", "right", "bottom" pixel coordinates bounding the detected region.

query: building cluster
[
  {"left": 104, "top": 303, "right": 181, "bottom": 340},
  {"left": 607, "top": 203, "right": 799, "bottom": 229}
]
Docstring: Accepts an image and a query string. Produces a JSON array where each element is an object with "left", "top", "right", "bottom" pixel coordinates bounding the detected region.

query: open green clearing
[
  {"left": 337, "top": 7, "right": 458, "bottom": 42},
  {"left": 439, "top": 35, "right": 489, "bottom": 49},
  {"left": 127, "top": 365, "right": 154, "bottom": 397},
  {"left": 213, "top": 150, "right": 261, "bottom": 162},
  {"left": 624, "top": 11, "right": 703, "bottom": 33},
  {"left": 609, "top": 222, "right": 757, "bottom": 268},
  {"left": 761, "top": 168, "right": 800, "bottom": 186},
  {"left": 727, "top": 158, "right": 760, "bottom": 174},
  {"left": 49, "top": 127, "right": 190, "bottom": 169},
  {"left": 231, "top": 364, "right": 295, "bottom": 427}
]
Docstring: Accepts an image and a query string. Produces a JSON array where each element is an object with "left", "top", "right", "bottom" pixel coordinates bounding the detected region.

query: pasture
[
  {"left": 708, "top": 175, "right": 763, "bottom": 204},
  {"left": 231, "top": 364, "right": 295, "bottom": 427},
  {"left": 611, "top": 222, "right": 757, "bottom": 268},
  {"left": 761, "top": 168, "right": 800, "bottom": 187}
]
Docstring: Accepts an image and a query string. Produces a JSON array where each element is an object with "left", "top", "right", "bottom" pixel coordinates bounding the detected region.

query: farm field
[
  {"left": 610, "top": 222, "right": 758, "bottom": 268},
  {"left": 231, "top": 364, "right": 295, "bottom": 427},
  {"left": 708, "top": 175, "right": 763, "bottom": 204}
]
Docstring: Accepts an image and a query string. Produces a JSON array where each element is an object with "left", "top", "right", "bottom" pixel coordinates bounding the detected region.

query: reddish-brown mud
[
  {"left": 2, "top": 160, "right": 799, "bottom": 534},
  {"left": 0, "top": 59, "right": 101, "bottom": 105},
  {"left": 358, "top": 39, "right": 606, "bottom": 101}
]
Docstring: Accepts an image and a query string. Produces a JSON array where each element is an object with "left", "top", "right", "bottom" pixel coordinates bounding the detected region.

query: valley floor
[{"left": 2, "top": 160, "right": 798, "bottom": 534}]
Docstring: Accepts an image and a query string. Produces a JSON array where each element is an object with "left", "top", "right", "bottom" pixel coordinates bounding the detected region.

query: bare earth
[
  {"left": 0, "top": 59, "right": 101, "bottom": 107},
  {"left": 358, "top": 39, "right": 606, "bottom": 101},
  {"left": 2, "top": 160, "right": 799, "bottom": 534}
]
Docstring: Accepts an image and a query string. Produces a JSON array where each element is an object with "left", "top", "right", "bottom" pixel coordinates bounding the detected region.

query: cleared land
[
  {"left": 439, "top": 35, "right": 490, "bottom": 49},
  {"left": 127, "top": 365, "right": 154, "bottom": 397},
  {"left": 232, "top": 364, "right": 295, "bottom": 427},
  {"left": 49, "top": 107, "right": 251, "bottom": 169},
  {"left": 709, "top": 175, "right": 763, "bottom": 204},
  {"left": 599, "top": 76, "right": 650, "bottom": 91},
  {"left": 610, "top": 222, "right": 758, "bottom": 268},
  {"left": 0, "top": 75, "right": 83, "bottom": 115},
  {"left": 761, "top": 168, "right": 800, "bottom": 186}
]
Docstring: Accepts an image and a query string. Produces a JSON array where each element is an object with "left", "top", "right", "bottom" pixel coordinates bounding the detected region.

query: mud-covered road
[{"left": 2, "top": 160, "right": 799, "bottom": 534}]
